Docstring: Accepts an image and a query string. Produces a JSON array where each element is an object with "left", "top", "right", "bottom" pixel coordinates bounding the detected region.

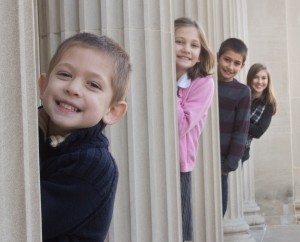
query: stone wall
[{"left": 247, "top": 0, "right": 298, "bottom": 225}]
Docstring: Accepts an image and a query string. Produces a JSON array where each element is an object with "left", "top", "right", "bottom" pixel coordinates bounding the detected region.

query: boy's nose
[
  {"left": 65, "top": 79, "right": 82, "bottom": 97},
  {"left": 227, "top": 62, "right": 234, "bottom": 70}
]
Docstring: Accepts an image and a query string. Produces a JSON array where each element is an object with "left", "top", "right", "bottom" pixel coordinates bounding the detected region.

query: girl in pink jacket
[{"left": 175, "top": 17, "right": 215, "bottom": 241}]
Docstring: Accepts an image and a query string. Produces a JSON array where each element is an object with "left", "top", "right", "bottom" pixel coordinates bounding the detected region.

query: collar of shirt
[
  {"left": 38, "top": 107, "right": 70, "bottom": 147},
  {"left": 177, "top": 72, "right": 191, "bottom": 89}
]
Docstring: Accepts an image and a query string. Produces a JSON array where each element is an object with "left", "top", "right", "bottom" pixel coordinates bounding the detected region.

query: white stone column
[
  {"left": 215, "top": 0, "right": 255, "bottom": 241},
  {"left": 174, "top": 1, "right": 225, "bottom": 241},
  {"left": 192, "top": 108, "right": 224, "bottom": 242},
  {"left": 223, "top": 166, "right": 255, "bottom": 242},
  {"left": 106, "top": 1, "right": 182, "bottom": 241},
  {"left": 0, "top": 1, "right": 42, "bottom": 242},
  {"left": 242, "top": 159, "right": 265, "bottom": 227}
]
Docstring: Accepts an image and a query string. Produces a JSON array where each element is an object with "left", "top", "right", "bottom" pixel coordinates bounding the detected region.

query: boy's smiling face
[
  {"left": 217, "top": 50, "right": 245, "bottom": 82},
  {"left": 39, "top": 46, "right": 115, "bottom": 136}
]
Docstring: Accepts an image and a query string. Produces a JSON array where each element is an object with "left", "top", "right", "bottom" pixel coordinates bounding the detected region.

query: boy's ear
[
  {"left": 102, "top": 101, "right": 128, "bottom": 125},
  {"left": 38, "top": 73, "right": 48, "bottom": 98}
]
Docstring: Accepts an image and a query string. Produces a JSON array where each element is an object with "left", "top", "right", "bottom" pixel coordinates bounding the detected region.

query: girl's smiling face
[
  {"left": 251, "top": 69, "right": 269, "bottom": 97},
  {"left": 39, "top": 46, "right": 114, "bottom": 136},
  {"left": 175, "top": 26, "right": 201, "bottom": 79}
]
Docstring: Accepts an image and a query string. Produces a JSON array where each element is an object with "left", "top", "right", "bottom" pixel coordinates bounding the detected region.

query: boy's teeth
[{"left": 60, "top": 102, "right": 78, "bottom": 112}]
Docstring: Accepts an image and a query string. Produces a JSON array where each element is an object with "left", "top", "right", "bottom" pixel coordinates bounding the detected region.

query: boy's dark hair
[
  {"left": 174, "top": 17, "right": 215, "bottom": 79},
  {"left": 48, "top": 32, "right": 131, "bottom": 105},
  {"left": 218, "top": 38, "right": 248, "bottom": 63}
]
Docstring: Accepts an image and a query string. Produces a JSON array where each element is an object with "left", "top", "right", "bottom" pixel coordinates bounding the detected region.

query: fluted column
[
  {"left": 216, "top": 0, "right": 255, "bottom": 241},
  {"left": 174, "top": 0, "right": 224, "bottom": 241},
  {"left": 242, "top": 159, "right": 265, "bottom": 226},
  {"left": 192, "top": 107, "right": 224, "bottom": 242},
  {"left": 106, "top": 1, "right": 182, "bottom": 241},
  {"left": 0, "top": 1, "right": 41, "bottom": 242},
  {"left": 223, "top": 167, "right": 255, "bottom": 242}
]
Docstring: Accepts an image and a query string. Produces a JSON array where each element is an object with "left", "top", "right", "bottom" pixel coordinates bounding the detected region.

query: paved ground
[{"left": 250, "top": 224, "right": 300, "bottom": 242}]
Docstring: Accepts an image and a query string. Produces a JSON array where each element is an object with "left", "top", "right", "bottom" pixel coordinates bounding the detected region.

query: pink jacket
[{"left": 177, "top": 75, "right": 214, "bottom": 172}]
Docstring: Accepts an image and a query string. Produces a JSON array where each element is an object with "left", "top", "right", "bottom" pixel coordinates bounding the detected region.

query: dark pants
[
  {"left": 180, "top": 172, "right": 193, "bottom": 241},
  {"left": 221, "top": 174, "right": 228, "bottom": 217}
]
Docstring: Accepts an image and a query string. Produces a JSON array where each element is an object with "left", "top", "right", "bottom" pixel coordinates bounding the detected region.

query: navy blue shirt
[{"left": 39, "top": 109, "right": 118, "bottom": 242}]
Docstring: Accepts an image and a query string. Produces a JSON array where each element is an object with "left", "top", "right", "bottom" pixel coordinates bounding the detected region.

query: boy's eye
[
  {"left": 223, "top": 57, "right": 230, "bottom": 62},
  {"left": 234, "top": 61, "right": 241, "bottom": 66},
  {"left": 175, "top": 40, "right": 184, "bottom": 44},
  {"left": 57, "top": 71, "right": 72, "bottom": 79},
  {"left": 87, "top": 81, "right": 102, "bottom": 90}
]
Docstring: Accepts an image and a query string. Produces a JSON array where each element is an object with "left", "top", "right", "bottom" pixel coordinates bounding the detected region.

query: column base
[
  {"left": 223, "top": 218, "right": 256, "bottom": 242},
  {"left": 224, "top": 232, "right": 256, "bottom": 242},
  {"left": 243, "top": 201, "right": 265, "bottom": 226},
  {"left": 244, "top": 213, "right": 265, "bottom": 227}
]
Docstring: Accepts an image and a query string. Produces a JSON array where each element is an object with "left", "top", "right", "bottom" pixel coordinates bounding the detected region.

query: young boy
[
  {"left": 38, "top": 33, "right": 131, "bottom": 241},
  {"left": 217, "top": 38, "right": 251, "bottom": 216}
]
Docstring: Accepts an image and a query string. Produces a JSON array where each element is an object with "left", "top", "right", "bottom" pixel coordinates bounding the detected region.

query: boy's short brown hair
[
  {"left": 218, "top": 38, "right": 248, "bottom": 63},
  {"left": 47, "top": 33, "right": 131, "bottom": 105}
]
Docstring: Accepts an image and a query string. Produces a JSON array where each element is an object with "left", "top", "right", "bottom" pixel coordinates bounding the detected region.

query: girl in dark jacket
[{"left": 242, "top": 63, "right": 277, "bottom": 162}]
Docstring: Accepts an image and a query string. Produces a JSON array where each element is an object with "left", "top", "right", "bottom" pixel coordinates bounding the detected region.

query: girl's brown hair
[
  {"left": 174, "top": 17, "right": 215, "bottom": 80},
  {"left": 247, "top": 63, "right": 277, "bottom": 115}
]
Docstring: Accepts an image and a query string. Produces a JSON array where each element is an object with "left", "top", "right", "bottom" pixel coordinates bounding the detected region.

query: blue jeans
[{"left": 221, "top": 174, "right": 228, "bottom": 217}]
